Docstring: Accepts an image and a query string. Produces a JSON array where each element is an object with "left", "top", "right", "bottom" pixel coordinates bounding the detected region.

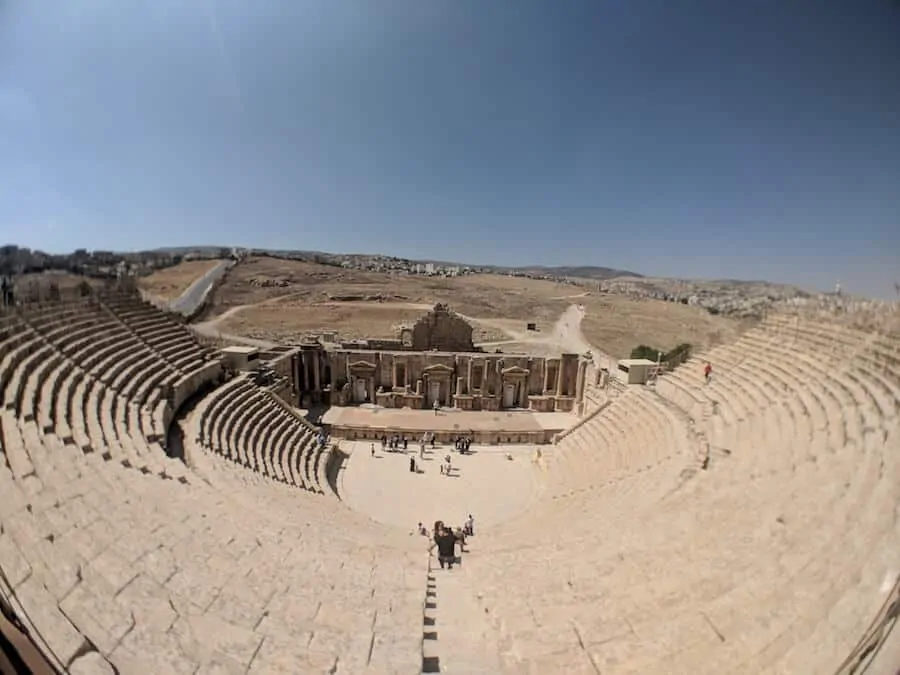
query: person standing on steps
[
  {"left": 703, "top": 361, "right": 712, "bottom": 384},
  {"left": 466, "top": 514, "right": 474, "bottom": 537},
  {"left": 454, "top": 526, "right": 468, "bottom": 553},
  {"left": 431, "top": 524, "right": 457, "bottom": 570}
]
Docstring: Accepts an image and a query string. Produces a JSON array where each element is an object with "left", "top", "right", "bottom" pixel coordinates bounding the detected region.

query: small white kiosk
[
  {"left": 221, "top": 346, "right": 260, "bottom": 372},
  {"left": 615, "top": 358, "right": 656, "bottom": 385}
]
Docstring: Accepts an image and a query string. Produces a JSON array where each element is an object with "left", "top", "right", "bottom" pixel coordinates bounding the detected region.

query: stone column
[
  {"left": 312, "top": 352, "right": 320, "bottom": 391},
  {"left": 416, "top": 379, "right": 423, "bottom": 396},
  {"left": 300, "top": 349, "right": 309, "bottom": 391},
  {"left": 456, "top": 376, "right": 465, "bottom": 396},
  {"left": 330, "top": 357, "right": 337, "bottom": 392},
  {"left": 543, "top": 363, "right": 550, "bottom": 393},
  {"left": 575, "top": 360, "right": 587, "bottom": 407},
  {"left": 555, "top": 361, "right": 564, "bottom": 396}
]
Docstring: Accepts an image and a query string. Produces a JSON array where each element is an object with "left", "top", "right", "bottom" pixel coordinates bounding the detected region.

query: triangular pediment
[
  {"left": 348, "top": 360, "right": 377, "bottom": 372},
  {"left": 501, "top": 365, "right": 530, "bottom": 376},
  {"left": 423, "top": 363, "right": 454, "bottom": 374}
]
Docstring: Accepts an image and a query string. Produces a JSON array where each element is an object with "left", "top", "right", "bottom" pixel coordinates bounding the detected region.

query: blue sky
[{"left": 1, "top": 1, "right": 898, "bottom": 298}]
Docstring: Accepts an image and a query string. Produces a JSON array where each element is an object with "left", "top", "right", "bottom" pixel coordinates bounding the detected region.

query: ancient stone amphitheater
[{"left": 0, "top": 290, "right": 898, "bottom": 674}]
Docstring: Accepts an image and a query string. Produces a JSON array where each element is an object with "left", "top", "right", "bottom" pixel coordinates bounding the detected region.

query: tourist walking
[
  {"left": 703, "top": 361, "right": 712, "bottom": 384},
  {"left": 431, "top": 524, "right": 457, "bottom": 569}
]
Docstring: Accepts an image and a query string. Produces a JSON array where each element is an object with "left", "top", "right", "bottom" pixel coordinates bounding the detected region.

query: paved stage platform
[
  {"left": 321, "top": 406, "right": 577, "bottom": 444},
  {"left": 338, "top": 440, "right": 544, "bottom": 531}
]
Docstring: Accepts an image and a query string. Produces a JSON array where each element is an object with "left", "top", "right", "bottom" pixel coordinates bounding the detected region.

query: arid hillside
[
  {"left": 137, "top": 259, "right": 223, "bottom": 302},
  {"left": 196, "top": 256, "right": 746, "bottom": 357}
]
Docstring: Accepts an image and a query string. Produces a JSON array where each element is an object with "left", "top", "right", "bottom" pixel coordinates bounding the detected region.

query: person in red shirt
[{"left": 703, "top": 361, "right": 712, "bottom": 384}]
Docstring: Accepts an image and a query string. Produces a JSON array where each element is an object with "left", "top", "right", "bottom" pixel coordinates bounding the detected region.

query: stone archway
[
  {"left": 347, "top": 360, "right": 377, "bottom": 404},
  {"left": 500, "top": 365, "right": 530, "bottom": 409},
  {"left": 422, "top": 363, "right": 454, "bottom": 407}
]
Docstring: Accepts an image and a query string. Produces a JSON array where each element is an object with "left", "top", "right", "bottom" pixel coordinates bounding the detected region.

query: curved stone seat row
[
  {"left": 548, "top": 388, "right": 691, "bottom": 495},
  {"left": 0, "top": 409, "right": 424, "bottom": 673},
  {"left": 0, "top": 301, "right": 425, "bottom": 673},
  {"left": 100, "top": 295, "right": 214, "bottom": 373},
  {"left": 468, "top": 315, "right": 900, "bottom": 673},
  {"left": 4, "top": 305, "right": 180, "bottom": 412},
  {"left": 188, "top": 376, "right": 330, "bottom": 493}
]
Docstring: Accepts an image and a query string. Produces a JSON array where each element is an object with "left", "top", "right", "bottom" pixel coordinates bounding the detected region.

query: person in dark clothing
[
  {"left": 431, "top": 526, "right": 457, "bottom": 569},
  {"left": 409, "top": 456, "right": 416, "bottom": 473}
]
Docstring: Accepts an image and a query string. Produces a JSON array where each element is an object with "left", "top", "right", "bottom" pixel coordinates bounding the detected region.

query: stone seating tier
[
  {"left": 189, "top": 375, "right": 329, "bottom": 494},
  {"left": 2, "top": 304, "right": 899, "bottom": 673},
  {"left": 0, "top": 418, "right": 424, "bottom": 673},
  {"left": 470, "top": 314, "right": 900, "bottom": 673}
]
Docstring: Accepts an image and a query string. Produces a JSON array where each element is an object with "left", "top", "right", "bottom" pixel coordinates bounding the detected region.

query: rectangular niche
[
  {"left": 394, "top": 362, "right": 407, "bottom": 388},
  {"left": 546, "top": 364, "right": 558, "bottom": 393},
  {"left": 471, "top": 364, "right": 484, "bottom": 391}
]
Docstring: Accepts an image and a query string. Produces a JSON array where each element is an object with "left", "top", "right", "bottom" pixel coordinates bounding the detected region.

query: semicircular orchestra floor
[{"left": 338, "top": 440, "right": 545, "bottom": 533}]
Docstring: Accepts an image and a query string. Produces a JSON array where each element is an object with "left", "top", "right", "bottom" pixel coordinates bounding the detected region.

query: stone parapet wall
[
  {"left": 171, "top": 361, "right": 224, "bottom": 412},
  {"left": 329, "top": 424, "right": 557, "bottom": 445}
]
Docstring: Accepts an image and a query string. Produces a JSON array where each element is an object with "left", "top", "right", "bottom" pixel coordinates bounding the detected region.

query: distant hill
[
  {"left": 411, "top": 260, "right": 641, "bottom": 279},
  {"left": 148, "top": 247, "right": 642, "bottom": 280},
  {"left": 503, "top": 265, "right": 642, "bottom": 280}
]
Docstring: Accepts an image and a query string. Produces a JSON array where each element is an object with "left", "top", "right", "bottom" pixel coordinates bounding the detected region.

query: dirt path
[
  {"left": 192, "top": 295, "right": 612, "bottom": 364},
  {"left": 548, "top": 290, "right": 591, "bottom": 301},
  {"left": 192, "top": 303, "right": 280, "bottom": 349}
]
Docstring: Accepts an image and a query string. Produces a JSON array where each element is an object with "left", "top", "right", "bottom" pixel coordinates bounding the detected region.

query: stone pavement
[
  {"left": 339, "top": 440, "right": 543, "bottom": 531},
  {"left": 323, "top": 406, "right": 576, "bottom": 433}
]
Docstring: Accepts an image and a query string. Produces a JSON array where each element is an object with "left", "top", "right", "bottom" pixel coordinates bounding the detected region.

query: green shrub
[{"left": 629, "top": 343, "right": 692, "bottom": 369}]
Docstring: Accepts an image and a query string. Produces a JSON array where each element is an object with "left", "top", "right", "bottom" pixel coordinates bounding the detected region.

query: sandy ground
[
  {"left": 338, "top": 440, "right": 546, "bottom": 532},
  {"left": 137, "top": 259, "right": 224, "bottom": 303},
  {"left": 194, "top": 256, "right": 744, "bottom": 358}
]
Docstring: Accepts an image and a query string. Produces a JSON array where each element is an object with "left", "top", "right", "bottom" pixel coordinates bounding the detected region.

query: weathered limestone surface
[
  {"left": 0, "top": 297, "right": 424, "bottom": 674},
  {"left": 1, "top": 296, "right": 899, "bottom": 674},
  {"left": 411, "top": 303, "right": 474, "bottom": 352}
]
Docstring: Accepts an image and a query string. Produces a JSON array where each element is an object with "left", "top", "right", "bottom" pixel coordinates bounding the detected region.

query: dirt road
[
  {"left": 169, "top": 260, "right": 234, "bottom": 315},
  {"left": 192, "top": 296, "right": 613, "bottom": 365}
]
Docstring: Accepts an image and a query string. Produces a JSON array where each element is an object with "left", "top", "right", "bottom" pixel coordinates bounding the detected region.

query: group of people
[
  {"left": 368, "top": 431, "right": 474, "bottom": 477},
  {"left": 380, "top": 434, "right": 409, "bottom": 452},
  {"left": 423, "top": 515, "right": 475, "bottom": 569},
  {"left": 453, "top": 436, "right": 473, "bottom": 454}
]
